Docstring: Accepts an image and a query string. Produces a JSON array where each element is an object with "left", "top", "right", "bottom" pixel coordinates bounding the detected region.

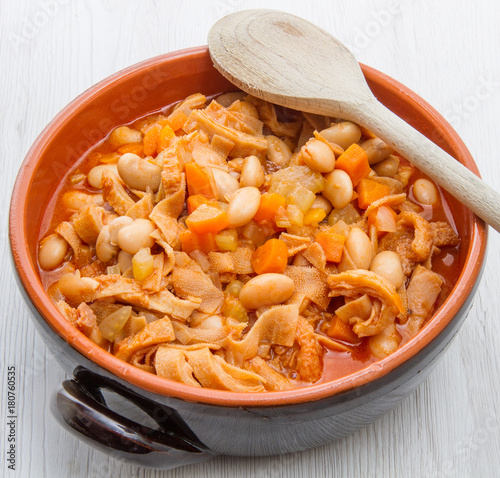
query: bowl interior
[{"left": 10, "top": 46, "right": 486, "bottom": 406}]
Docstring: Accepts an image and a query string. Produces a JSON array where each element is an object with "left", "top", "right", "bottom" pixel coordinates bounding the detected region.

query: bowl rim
[{"left": 9, "top": 45, "right": 487, "bottom": 407}]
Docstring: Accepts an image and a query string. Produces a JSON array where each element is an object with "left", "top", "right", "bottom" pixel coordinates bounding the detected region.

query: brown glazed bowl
[{"left": 9, "top": 46, "right": 487, "bottom": 470}]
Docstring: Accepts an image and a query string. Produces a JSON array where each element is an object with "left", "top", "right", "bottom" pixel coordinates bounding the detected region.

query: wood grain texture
[
  {"left": 1, "top": 1, "right": 499, "bottom": 477},
  {"left": 209, "top": 9, "right": 500, "bottom": 231}
]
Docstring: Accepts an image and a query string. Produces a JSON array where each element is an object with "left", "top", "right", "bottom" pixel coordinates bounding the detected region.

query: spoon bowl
[
  {"left": 208, "top": 9, "right": 372, "bottom": 115},
  {"left": 209, "top": 9, "right": 500, "bottom": 232}
]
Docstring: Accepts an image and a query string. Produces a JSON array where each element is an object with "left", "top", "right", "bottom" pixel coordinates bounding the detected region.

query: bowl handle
[{"left": 51, "top": 367, "right": 215, "bottom": 470}]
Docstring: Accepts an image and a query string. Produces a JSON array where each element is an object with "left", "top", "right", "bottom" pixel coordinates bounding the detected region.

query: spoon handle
[{"left": 354, "top": 100, "right": 498, "bottom": 232}]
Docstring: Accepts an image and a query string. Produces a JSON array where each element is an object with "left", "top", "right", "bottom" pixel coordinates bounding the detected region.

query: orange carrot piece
[
  {"left": 157, "top": 125, "right": 175, "bottom": 153},
  {"left": 180, "top": 230, "right": 200, "bottom": 254},
  {"left": 180, "top": 230, "right": 218, "bottom": 255},
  {"left": 315, "top": 232, "right": 346, "bottom": 263},
  {"left": 198, "top": 233, "right": 218, "bottom": 255},
  {"left": 143, "top": 124, "right": 161, "bottom": 156},
  {"left": 356, "top": 178, "right": 391, "bottom": 209},
  {"left": 251, "top": 238, "right": 288, "bottom": 274},
  {"left": 327, "top": 316, "right": 359, "bottom": 343},
  {"left": 185, "top": 162, "right": 217, "bottom": 198},
  {"left": 253, "top": 193, "right": 286, "bottom": 223},
  {"left": 185, "top": 204, "right": 229, "bottom": 234},
  {"left": 117, "top": 142, "right": 144, "bottom": 157},
  {"left": 335, "top": 143, "right": 371, "bottom": 187},
  {"left": 367, "top": 206, "right": 397, "bottom": 234},
  {"left": 187, "top": 194, "right": 218, "bottom": 214}
]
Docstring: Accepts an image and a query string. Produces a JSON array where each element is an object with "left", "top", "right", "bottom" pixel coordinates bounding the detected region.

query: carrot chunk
[
  {"left": 253, "top": 193, "right": 286, "bottom": 223},
  {"left": 315, "top": 232, "right": 346, "bottom": 263},
  {"left": 356, "top": 178, "right": 391, "bottom": 209},
  {"left": 187, "top": 194, "right": 218, "bottom": 214},
  {"left": 251, "top": 238, "right": 288, "bottom": 274},
  {"left": 327, "top": 316, "right": 359, "bottom": 343},
  {"left": 143, "top": 124, "right": 161, "bottom": 156},
  {"left": 117, "top": 142, "right": 144, "bottom": 157},
  {"left": 185, "top": 162, "right": 217, "bottom": 198},
  {"left": 180, "top": 230, "right": 218, "bottom": 254},
  {"left": 335, "top": 143, "right": 371, "bottom": 187},
  {"left": 185, "top": 204, "right": 229, "bottom": 234}
]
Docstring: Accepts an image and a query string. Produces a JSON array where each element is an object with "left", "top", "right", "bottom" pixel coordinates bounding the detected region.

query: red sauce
[
  {"left": 318, "top": 162, "right": 461, "bottom": 384},
  {"left": 38, "top": 101, "right": 462, "bottom": 388}
]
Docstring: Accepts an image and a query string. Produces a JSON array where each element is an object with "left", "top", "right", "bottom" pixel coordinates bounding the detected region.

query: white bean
[
  {"left": 345, "top": 228, "right": 372, "bottom": 270},
  {"left": 368, "top": 324, "right": 401, "bottom": 358},
  {"left": 87, "top": 164, "right": 119, "bottom": 189},
  {"left": 96, "top": 216, "right": 134, "bottom": 263},
  {"left": 117, "top": 219, "right": 156, "bottom": 255},
  {"left": 58, "top": 272, "right": 99, "bottom": 303},
  {"left": 227, "top": 187, "right": 261, "bottom": 227},
  {"left": 211, "top": 168, "right": 240, "bottom": 202},
  {"left": 372, "top": 155, "right": 399, "bottom": 178},
  {"left": 239, "top": 273, "right": 295, "bottom": 309},
  {"left": 360, "top": 137, "right": 393, "bottom": 165},
  {"left": 109, "top": 126, "right": 142, "bottom": 147},
  {"left": 322, "top": 169, "right": 353, "bottom": 210},
  {"left": 311, "top": 195, "right": 333, "bottom": 216},
  {"left": 413, "top": 178, "right": 438, "bottom": 205},
  {"left": 301, "top": 139, "right": 335, "bottom": 173},
  {"left": 108, "top": 216, "right": 134, "bottom": 245},
  {"left": 216, "top": 92, "right": 246, "bottom": 107},
  {"left": 62, "top": 191, "right": 104, "bottom": 211},
  {"left": 117, "top": 153, "right": 162, "bottom": 192},
  {"left": 38, "top": 234, "right": 69, "bottom": 270},
  {"left": 319, "top": 122, "right": 361, "bottom": 149},
  {"left": 96, "top": 225, "right": 116, "bottom": 263},
  {"left": 266, "top": 135, "right": 292, "bottom": 166},
  {"left": 369, "top": 251, "right": 404, "bottom": 289},
  {"left": 240, "top": 156, "right": 265, "bottom": 188}
]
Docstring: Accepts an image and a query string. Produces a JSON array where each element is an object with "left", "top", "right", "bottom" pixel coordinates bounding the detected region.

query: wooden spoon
[{"left": 208, "top": 9, "right": 500, "bottom": 232}]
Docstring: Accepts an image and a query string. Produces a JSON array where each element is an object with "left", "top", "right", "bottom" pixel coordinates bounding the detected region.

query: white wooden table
[{"left": 1, "top": 1, "right": 499, "bottom": 476}]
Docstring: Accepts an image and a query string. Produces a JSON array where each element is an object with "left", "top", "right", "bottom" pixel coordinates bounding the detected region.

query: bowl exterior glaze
[{"left": 9, "top": 46, "right": 487, "bottom": 468}]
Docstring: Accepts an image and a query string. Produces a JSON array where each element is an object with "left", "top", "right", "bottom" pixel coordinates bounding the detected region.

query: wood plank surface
[{"left": 1, "top": 1, "right": 499, "bottom": 477}]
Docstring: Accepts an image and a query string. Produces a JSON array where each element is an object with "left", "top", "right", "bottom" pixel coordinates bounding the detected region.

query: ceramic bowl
[{"left": 9, "top": 46, "right": 487, "bottom": 470}]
